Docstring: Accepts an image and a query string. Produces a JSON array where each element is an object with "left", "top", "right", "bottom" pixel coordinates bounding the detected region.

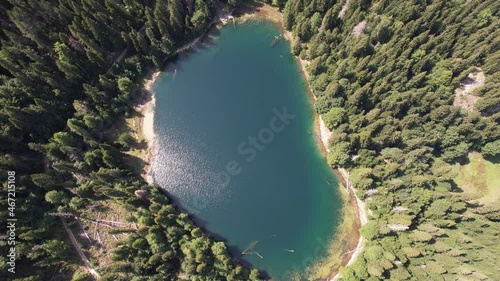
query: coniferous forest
[
  {"left": 0, "top": 0, "right": 260, "bottom": 280},
  {"left": 283, "top": 0, "right": 500, "bottom": 280},
  {"left": 0, "top": 0, "right": 499, "bottom": 280}
]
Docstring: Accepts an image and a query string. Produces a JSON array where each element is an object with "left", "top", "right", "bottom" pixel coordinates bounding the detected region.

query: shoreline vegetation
[
  {"left": 138, "top": 70, "right": 160, "bottom": 184},
  {"left": 137, "top": 2, "right": 369, "bottom": 280}
]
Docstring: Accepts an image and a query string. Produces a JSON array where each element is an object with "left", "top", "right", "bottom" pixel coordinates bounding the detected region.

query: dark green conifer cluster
[
  {"left": 0, "top": 0, "right": 259, "bottom": 280},
  {"left": 279, "top": 0, "right": 500, "bottom": 279}
]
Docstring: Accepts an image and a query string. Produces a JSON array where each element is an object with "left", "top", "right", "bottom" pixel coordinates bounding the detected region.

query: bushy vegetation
[
  {"left": 279, "top": 0, "right": 500, "bottom": 279},
  {"left": 0, "top": 0, "right": 260, "bottom": 280}
]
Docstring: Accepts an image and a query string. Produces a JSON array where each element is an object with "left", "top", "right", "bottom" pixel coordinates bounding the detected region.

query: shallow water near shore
[{"left": 151, "top": 21, "right": 342, "bottom": 280}]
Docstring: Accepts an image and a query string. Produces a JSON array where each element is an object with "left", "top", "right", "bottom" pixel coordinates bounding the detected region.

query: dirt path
[
  {"left": 352, "top": 20, "right": 367, "bottom": 37},
  {"left": 61, "top": 218, "right": 100, "bottom": 279},
  {"left": 339, "top": 0, "right": 350, "bottom": 18}
]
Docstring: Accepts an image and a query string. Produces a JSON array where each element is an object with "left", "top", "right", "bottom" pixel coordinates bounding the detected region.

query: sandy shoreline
[
  {"left": 297, "top": 31, "right": 368, "bottom": 281},
  {"left": 139, "top": 71, "right": 160, "bottom": 184},
  {"left": 313, "top": 89, "right": 368, "bottom": 281}
]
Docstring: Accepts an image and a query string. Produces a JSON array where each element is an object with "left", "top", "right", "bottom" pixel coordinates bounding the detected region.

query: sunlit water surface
[{"left": 152, "top": 21, "right": 342, "bottom": 280}]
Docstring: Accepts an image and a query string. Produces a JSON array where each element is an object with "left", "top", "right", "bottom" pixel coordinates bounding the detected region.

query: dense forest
[
  {"left": 0, "top": 0, "right": 499, "bottom": 280},
  {"left": 281, "top": 0, "right": 500, "bottom": 280},
  {"left": 0, "top": 0, "right": 261, "bottom": 280}
]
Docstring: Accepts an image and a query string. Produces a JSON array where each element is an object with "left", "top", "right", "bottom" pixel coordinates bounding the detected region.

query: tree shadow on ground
[
  {"left": 123, "top": 153, "right": 147, "bottom": 175},
  {"left": 484, "top": 154, "right": 500, "bottom": 164}
]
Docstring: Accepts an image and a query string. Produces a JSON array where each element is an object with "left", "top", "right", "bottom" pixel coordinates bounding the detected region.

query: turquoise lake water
[{"left": 151, "top": 20, "right": 342, "bottom": 280}]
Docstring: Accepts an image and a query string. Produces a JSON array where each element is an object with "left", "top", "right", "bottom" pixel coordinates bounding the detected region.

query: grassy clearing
[
  {"left": 236, "top": 1, "right": 283, "bottom": 26},
  {"left": 105, "top": 110, "right": 149, "bottom": 178},
  {"left": 123, "top": 112, "right": 150, "bottom": 175},
  {"left": 306, "top": 184, "right": 360, "bottom": 280},
  {"left": 453, "top": 152, "right": 500, "bottom": 205}
]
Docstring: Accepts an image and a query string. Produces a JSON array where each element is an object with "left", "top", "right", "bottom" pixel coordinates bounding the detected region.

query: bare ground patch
[
  {"left": 352, "top": 20, "right": 367, "bottom": 37},
  {"left": 453, "top": 67, "right": 485, "bottom": 112},
  {"left": 339, "top": 0, "right": 350, "bottom": 18},
  {"left": 236, "top": 2, "right": 283, "bottom": 25},
  {"left": 81, "top": 201, "right": 137, "bottom": 269}
]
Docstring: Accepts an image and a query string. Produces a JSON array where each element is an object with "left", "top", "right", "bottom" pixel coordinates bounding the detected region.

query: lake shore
[
  {"left": 137, "top": 3, "right": 368, "bottom": 280},
  {"left": 237, "top": 3, "right": 369, "bottom": 280},
  {"left": 138, "top": 71, "right": 160, "bottom": 184},
  {"left": 301, "top": 41, "right": 368, "bottom": 281},
  {"left": 292, "top": 24, "right": 369, "bottom": 281},
  {"left": 139, "top": 7, "right": 235, "bottom": 184}
]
